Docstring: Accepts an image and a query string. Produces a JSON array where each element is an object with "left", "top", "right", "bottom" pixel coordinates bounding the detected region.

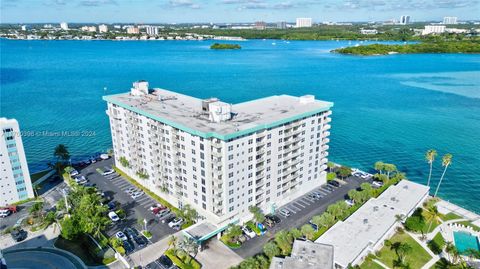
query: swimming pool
[{"left": 453, "top": 231, "right": 480, "bottom": 254}]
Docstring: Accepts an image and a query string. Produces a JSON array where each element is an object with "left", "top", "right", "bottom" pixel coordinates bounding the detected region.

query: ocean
[{"left": 1, "top": 39, "right": 479, "bottom": 212}]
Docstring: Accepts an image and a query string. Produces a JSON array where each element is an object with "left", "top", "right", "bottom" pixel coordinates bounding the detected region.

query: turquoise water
[
  {"left": 454, "top": 231, "right": 480, "bottom": 253},
  {"left": 1, "top": 39, "right": 479, "bottom": 212}
]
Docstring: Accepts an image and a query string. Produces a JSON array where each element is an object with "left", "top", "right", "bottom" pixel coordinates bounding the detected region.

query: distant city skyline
[{"left": 1, "top": 0, "right": 479, "bottom": 24}]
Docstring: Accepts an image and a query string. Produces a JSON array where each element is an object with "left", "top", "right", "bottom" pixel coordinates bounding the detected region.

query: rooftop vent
[
  {"left": 299, "top": 95, "right": 315, "bottom": 104},
  {"left": 131, "top": 80, "right": 149, "bottom": 96},
  {"left": 363, "top": 218, "right": 369, "bottom": 224},
  {"left": 373, "top": 206, "right": 379, "bottom": 212}
]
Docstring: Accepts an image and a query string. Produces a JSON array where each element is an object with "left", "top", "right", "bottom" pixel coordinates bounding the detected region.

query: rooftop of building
[
  {"left": 269, "top": 240, "right": 334, "bottom": 269},
  {"left": 315, "top": 180, "right": 429, "bottom": 268},
  {"left": 103, "top": 82, "right": 333, "bottom": 140}
]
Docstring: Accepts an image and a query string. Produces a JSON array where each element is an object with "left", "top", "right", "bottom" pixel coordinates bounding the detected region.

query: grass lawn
[
  {"left": 440, "top": 212, "right": 462, "bottom": 222},
  {"left": 359, "top": 259, "right": 384, "bottom": 269},
  {"left": 55, "top": 235, "right": 102, "bottom": 266},
  {"left": 375, "top": 232, "right": 432, "bottom": 269},
  {"left": 428, "top": 232, "right": 446, "bottom": 254},
  {"left": 30, "top": 170, "right": 51, "bottom": 183}
]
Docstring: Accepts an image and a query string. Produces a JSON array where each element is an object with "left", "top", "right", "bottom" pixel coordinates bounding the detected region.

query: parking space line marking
[
  {"left": 296, "top": 199, "right": 308, "bottom": 206},
  {"left": 288, "top": 205, "right": 300, "bottom": 212},
  {"left": 301, "top": 198, "right": 312, "bottom": 205},
  {"left": 294, "top": 202, "right": 305, "bottom": 208}
]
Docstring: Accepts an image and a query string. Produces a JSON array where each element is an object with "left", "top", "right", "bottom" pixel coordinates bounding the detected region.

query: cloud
[
  {"left": 79, "top": 0, "right": 117, "bottom": 7},
  {"left": 332, "top": 0, "right": 478, "bottom": 11},
  {"left": 168, "top": 0, "right": 201, "bottom": 9}
]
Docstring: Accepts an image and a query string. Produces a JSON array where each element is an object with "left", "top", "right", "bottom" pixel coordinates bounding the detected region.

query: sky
[{"left": 1, "top": 0, "right": 479, "bottom": 23}]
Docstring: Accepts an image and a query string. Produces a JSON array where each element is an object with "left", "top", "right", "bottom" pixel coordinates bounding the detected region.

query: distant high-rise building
[
  {"left": 60, "top": 22, "right": 69, "bottom": 30},
  {"left": 0, "top": 118, "right": 35, "bottom": 206},
  {"left": 81, "top": 26, "right": 97, "bottom": 32},
  {"left": 99, "top": 24, "right": 109, "bottom": 33},
  {"left": 422, "top": 25, "right": 446, "bottom": 35},
  {"left": 126, "top": 26, "right": 140, "bottom": 34},
  {"left": 400, "top": 15, "right": 411, "bottom": 25},
  {"left": 276, "top": 21, "right": 287, "bottom": 29},
  {"left": 296, "top": 18, "right": 312, "bottom": 28},
  {"left": 146, "top": 26, "right": 159, "bottom": 36},
  {"left": 21, "top": 25, "right": 27, "bottom": 31},
  {"left": 443, "top": 17, "right": 458, "bottom": 24},
  {"left": 254, "top": 21, "right": 267, "bottom": 30}
]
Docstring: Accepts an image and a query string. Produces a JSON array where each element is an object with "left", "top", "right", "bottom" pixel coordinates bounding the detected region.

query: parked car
[
  {"left": 108, "top": 211, "right": 120, "bottom": 222},
  {"left": 238, "top": 234, "right": 248, "bottom": 243},
  {"left": 372, "top": 181, "right": 384, "bottom": 188},
  {"left": 125, "top": 228, "right": 148, "bottom": 247},
  {"left": 125, "top": 188, "right": 136, "bottom": 194},
  {"left": 163, "top": 215, "right": 175, "bottom": 224},
  {"left": 156, "top": 208, "right": 171, "bottom": 218},
  {"left": 0, "top": 209, "right": 11, "bottom": 218},
  {"left": 157, "top": 255, "right": 173, "bottom": 269},
  {"left": 264, "top": 218, "right": 275, "bottom": 228},
  {"left": 102, "top": 169, "right": 115, "bottom": 176},
  {"left": 242, "top": 226, "right": 256, "bottom": 238},
  {"left": 328, "top": 180, "right": 340, "bottom": 187},
  {"left": 115, "top": 231, "right": 128, "bottom": 241},
  {"left": 123, "top": 240, "right": 134, "bottom": 253},
  {"left": 312, "top": 191, "right": 323, "bottom": 198},
  {"left": 309, "top": 221, "right": 319, "bottom": 231},
  {"left": 323, "top": 185, "right": 334, "bottom": 191},
  {"left": 107, "top": 201, "right": 117, "bottom": 210},
  {"left": 265, "top": 214, "right": 281, "bottom": 224},
  {"left": 131, "top": 191, "right": 144, "bottom": 199},
  {"left": 279, "top": 208, "right": 291, "bottom": 218},
  {"left": 168, "top": 217, "right": 183, "bottom": 228},
  {"left": 10, "top": 229, "right": 27, "bottom": 242},
  {"left": 308, "top": 193, "right": 319, "bottom": 200},
  {"left": 345, "top": 199, "right": 355, "bottom": 206},
  {"left": 69, "top": 170, "right": 79, "bottom": 176}
]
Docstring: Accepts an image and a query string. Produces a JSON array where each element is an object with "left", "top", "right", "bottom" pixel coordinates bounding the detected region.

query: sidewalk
[{"left": 0, "top": 223, "right": 60, "bottom": 251}]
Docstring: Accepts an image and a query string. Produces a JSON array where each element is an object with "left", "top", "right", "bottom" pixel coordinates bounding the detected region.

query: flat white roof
[
  {"left": 103, "top": 88, "right": 332, "bottom": 140},
  {"left": 315, "top": 180, "right": 429, "bottom": 268},
  {"left": 269, "top": 240, "right": 334, "bottom": 269}
]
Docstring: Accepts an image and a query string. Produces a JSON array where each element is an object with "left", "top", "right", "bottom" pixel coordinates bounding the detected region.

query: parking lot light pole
[{"left": 143, "top": 218, "right": 147, "bottom": 232}]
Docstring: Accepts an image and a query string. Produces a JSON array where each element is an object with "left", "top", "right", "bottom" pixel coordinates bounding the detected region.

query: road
[{"left": 232, "top": 175, "right": 368, "bottom": 258}]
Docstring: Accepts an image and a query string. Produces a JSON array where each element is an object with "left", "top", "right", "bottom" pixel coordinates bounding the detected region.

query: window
[{"left": 228, "top": 145, "right": 233, "bottom": 151}]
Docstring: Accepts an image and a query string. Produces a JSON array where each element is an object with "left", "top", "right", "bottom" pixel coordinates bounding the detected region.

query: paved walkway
[
  {"left": 129, "top": 231, "right": 182, "bottom": 266},
  {"left": 406, "top": 231, "right": 438, "bottom": 269},
  {"left": 373, "top": 259, "right": 389, "bottom": 269},
  {"left": 436, "top": 200, "right": 480, "bottom": 224},
  {"left": 0, "top": 223, "right": 60, "bottom": 251}
]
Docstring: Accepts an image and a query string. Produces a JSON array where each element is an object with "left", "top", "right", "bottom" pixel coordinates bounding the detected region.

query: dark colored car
[
  {"left": 162, "top": 215, "right": 175, "bottom": 224},
  {"left": 123, "top": 240, "right": 134, "bottom": 253},
  {"left": 265, "top": 214, "right": 281, "bottom": 224},
  {"left": 323, "top": 185, "right": 334, "bottom": 191},
  {"left": 328, "top": 180, "right": 340, "bottom": 187},
  {"left": 125, "top": 227, "right": 148, "bottom": 247},
  {"left": 157, "top": 255, "right": 173, "bottom": 269},
  {"left": 11, "top": 229, "right": 27, "bottom": 242},
  {"left": 107, "top": 201, "right": 117, "bottom": 210}
]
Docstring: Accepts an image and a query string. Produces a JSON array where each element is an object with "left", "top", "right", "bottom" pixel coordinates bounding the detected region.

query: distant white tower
[
  {"left": 443, "top": 17, "right": 458, "bottom": 24},
  {"left": 99, "top": 24, "right": 109, "bottom": 33},
  {"left": 400, "top": 15, "right": 411, "bottom": 25},
  {"left": 296, "top": 18, "right": 313, "bottom": 28},
  {"left": 60, "top": 22, "right": 69, "bottom": 30}
]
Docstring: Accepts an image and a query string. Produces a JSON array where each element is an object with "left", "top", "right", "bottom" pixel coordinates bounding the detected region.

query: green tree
[
  {"left": 54, "top": 144, "right": 70, "bottom": 163},
  {"left": 434, "top": 154, "right": 453, "bottom": 197},
  {"left": 249, "top": 205, "right": 265, "bottom": 224},
  {"left": 327, "top": 172, "right": 336, "bottom": 181},
  {"left": 119, "top": 156, "right": 130, "bottom": 168},
  {"left": 255, "top": 254, "right": 270, "bottom": 269},
  {"left": 289, "top": 228, "right": 302, "bottom": 239},
  {"left": 60, "top": 217, "right": 81, "bottom": 240},
  {"left": 424, "top": 205, "right": 441, "bottom": 234},
  {"left": 29, "top": 201, "right": 44, "bottom": 219},
  {"left": 301, "top": 224, "right": 315, "bottom": 240},
  {"left": 327, "top": 161, "right": 335, "bottom": 172},
  {"left": 374, "top": 161, "right": 385, "bottom": 174},
  {"left": 181, "top": 204, "right": 198, "bottom": 223},
  {"left": 383, "top": 163, "right": 397, "bottom": 180},
  {"left": 360, "top": 182, "right": 373, "bottom": 193},
  {"left": 425, "top": 149, "right": 438, "bottom": 187},
  {"left": 263, "top": 241, "right": 281, "bottom": 258},
  {"left": 318, "top": 212, "right": 336, "bottom": 227},
  {"left": 337, "top": 166, "right": 352, "bottom": 179},
  {"left": 274, "top": 230, "right": 293, "bottom": 255},
  {"left": 168, "top": 235, "right": 177, "bottom": 250},
  {"left": 391, "top": 242, "right": 412, "bottom": 264},
  {"left": 348, "top": 190, "right": 360, "bottom": 203},
  {"left": 227, "top": 224, "right": 243, "bottom": 241}
]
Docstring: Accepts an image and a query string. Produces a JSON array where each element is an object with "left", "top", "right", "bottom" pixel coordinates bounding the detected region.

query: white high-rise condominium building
[
  {"left": 443, "top": 16, "right": 458, "bottom": 24},
  {"left": 0, "top": 118, "right": 35, "bottom": 206},
  {"left": 422, "top": 25, "right": 446, "bottom": 35},
  {"left": 146, "top": 26, "right": 159, "bottom": 36},
  {"left": 104, "top": 81, "right": 333, "bottom": 227},
  {"left": 99, "top": 24, "right": 109, "bottom": 33},
  {"left": 400, "top": 15, "right": 411, "bottom": 25},
  {"left": 296, "top": 18, "right": 312, "bottom": 28},
  {"left": 60, "top": 22, "right": 69, "bottom": 30}
]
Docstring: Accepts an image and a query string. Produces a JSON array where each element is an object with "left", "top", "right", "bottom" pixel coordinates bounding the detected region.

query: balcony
[
  {"left": 256, "top": 171, "right": 265, "bottom": 179},
  {"left": 256, "top": 179, "right": 265, "bottom": 188},
  {"left": 321, "top": 158, "right": 328, "bottom": 164},
  {"left": 326, "top": 111, "right": 332, "bottom": 116},
  {"left": 320, "top": 164, "right": 328, "bottom": 171},
  {"left": 326, "top": 117, "right": 332, "bottom": 123},
  {"left": 324, "top": 124, "right": 331, "bottom": 130},
  {"left": 256, "top": 148, "right": 265, "bottom": 155},
  {"left": 212, "top": 140, "right": 222, "bottom": 148},
  {"left": 322, "top": 145, "right": 329, "bottom": 151},
  {"left": 322, "top": 138, "right": 330, "bottom": 144},
  {"left": 256, "top": 131, "right": 267, "bottom": 138},
  {"left": 256, "top": 163, "right": 265, "bottom": 171},
  {"left": 212, "top": 150, "right": 223, "bottom": 158},
  {"left": 256, "top": 138, "right": 266, "bottom": 146},
  {"left": 323, "top": 131, "right": 331, "bottom": 137}
]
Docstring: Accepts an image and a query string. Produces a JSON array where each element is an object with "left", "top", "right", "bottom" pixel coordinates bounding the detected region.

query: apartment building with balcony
[
  {"left": 0, "top": 118, "right": 35, "bottom": 206},
  {"left": 103, "top": 81, "right": 333, "bottom": 227}
]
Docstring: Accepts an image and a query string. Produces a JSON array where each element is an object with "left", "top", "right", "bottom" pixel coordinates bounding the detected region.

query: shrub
[{"left": 327, "top": 172, "right": 336, "bottom": 181}]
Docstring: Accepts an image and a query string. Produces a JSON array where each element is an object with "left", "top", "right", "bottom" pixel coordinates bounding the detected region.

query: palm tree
[
  {"left": 445, "top": 241, "right": 455, "bottom": 262},
  {"left": 54, "top": 144, "right": 70, "bottom": 163},
  {"left": 425, "top": 149, "right": 437, "bottom": 187},
  {"left": 424, "top": 205, "right": 441, "bottom": 234},
  {"left": 374, "top": 161, "right": 385, "bottom": 174},
  {"left": 434, "top": 154, "right": 453, "bottom": 197},
  {"left": 167, "top": 235, "right": 177, "bottom": 250}
]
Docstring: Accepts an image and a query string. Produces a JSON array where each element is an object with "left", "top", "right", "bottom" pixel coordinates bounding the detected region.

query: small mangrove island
[
  {"left": 210, "top": 43, "right": 241, "bottom": 50},
  {"left": 333, "top": 40, "right": 480, "bottom": 55}
]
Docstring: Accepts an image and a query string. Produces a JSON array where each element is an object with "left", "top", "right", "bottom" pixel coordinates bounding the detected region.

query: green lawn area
[
  {"left": 30, "top": 170, "right": 51, "bottom": 183},
  {"left": 427, "top": 232, "right": 446, "bottom": 254},
  {"left": 359, "top": 259, "right": 384, "bottom": 269},
  {"left": 375, "top": 232, "right": 432, "bottom": 269},
  {"left": 440, "top": 212, "right": 462, "bottom": 222}
]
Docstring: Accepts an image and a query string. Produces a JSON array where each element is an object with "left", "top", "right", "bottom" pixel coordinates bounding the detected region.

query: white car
[
  {"left": 70, "top": 170, "right": 79, "bottom": 176},
  {"left": 168, "top": 218, "right": 183, "bottom": 228},
  {"left": 108, "top": 211, "right": 120, "bottom": 222},
  {"left": 242, "top": 226, "right": 256, "bottom": 238},
  {"left": 345, "top": 199, "right": 355, "bottom": 206},
  {"left": 115, "top": 231, "right": 128, "bottom": 241},
  {"left": 372, "top": 181, "right": 384, "bottom": 188},
  {"left": 0, "top": 209, "right": 11, "bottom": 218},
  {"left": 279, "top": 208, "right": 291, "bottom": 218},
  {"left": 131, "top": 191, "right": 143, "bottom": 199},
  {"left": 102, "top": 169, "right": 115, "bottom": 176}
]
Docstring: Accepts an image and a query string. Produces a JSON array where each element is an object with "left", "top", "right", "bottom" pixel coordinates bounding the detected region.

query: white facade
[
  {"left": 104, "top": 81, "right": 333, "bottom": 227},
  {"left": 99, "top": 24, "right": 109, "bottom": 33},
  {"left": 399, "top": 15, "right": 411, "bottom": 25},
  {"left": 443, "top": 17, "right": 458, "bottom": 24},
  {"left": 146, "top": 26, "right": 159, "bottom": 36},
  {"left": 60, "top": 22, "right": 69, "bottom": 30},
  {"left": 127, "top": 27, "right": 140, "bottom": 34},
  {"left": 296, "top": 18, "right": 312, "bottom": 28},
  {"left": 0, "top": 118, "right": 35, "bottom": 206},
  {"left": 422, "top": 25, "right": 446, "bottom": 35},
  {"left": 360, "top": 29, "right": 378, "bottom": 35}
]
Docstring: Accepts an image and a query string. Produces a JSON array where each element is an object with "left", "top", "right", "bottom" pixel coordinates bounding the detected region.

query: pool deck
[{"left": 435, "top": 199, "right": 480, "bottom": 226}]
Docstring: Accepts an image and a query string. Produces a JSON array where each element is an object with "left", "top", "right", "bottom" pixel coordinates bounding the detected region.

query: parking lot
[
  {"left": 233, "top": 175, "right": 371, "bottom": 258},
  {"left": 76, "top": 158, "right": 177, "bottom": 254}
]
